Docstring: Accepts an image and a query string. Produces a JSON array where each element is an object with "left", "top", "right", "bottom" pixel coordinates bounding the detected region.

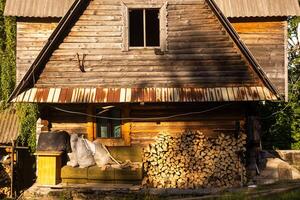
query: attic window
[{"left": 129, "top": 9, "right": 160, "bottom": 47}]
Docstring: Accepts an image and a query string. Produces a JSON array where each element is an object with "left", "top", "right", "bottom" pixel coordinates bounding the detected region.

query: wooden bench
[{"left": 61, "top": 146, "right": 143, "bottom": 184}]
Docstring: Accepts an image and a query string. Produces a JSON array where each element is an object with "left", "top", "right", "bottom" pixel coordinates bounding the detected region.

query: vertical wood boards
[
  {"left": 35, "top": 152, "right": 62, "bottom": 185},
  {"left": 160, "top": 2, "right": 168, "bottom": 51},
  {"left": 121, "top": 2, "right": 129, "bottom": 51}
]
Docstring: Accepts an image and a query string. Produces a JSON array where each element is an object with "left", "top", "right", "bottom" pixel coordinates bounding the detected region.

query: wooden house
[{"left": 4, "top": 0, "right": 300, "bottom": 187}]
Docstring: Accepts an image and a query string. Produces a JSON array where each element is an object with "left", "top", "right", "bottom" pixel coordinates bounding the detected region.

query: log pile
[
  {"left": 142, "top": 130, "right": 247, "bottom": 188},
  {"left": 0, "top": 161, "right": 11, "bottom": 197}
]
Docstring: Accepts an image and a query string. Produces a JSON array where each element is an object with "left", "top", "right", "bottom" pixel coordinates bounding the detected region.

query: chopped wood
[{"left": 142, "top": 130, "right": 247, "bottom": 189}]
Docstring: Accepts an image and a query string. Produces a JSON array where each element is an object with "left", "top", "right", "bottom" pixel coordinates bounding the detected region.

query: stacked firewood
[
  {"left": 0, "top": 162, "right": 11, "bottom": 197},
  {"left": 142, "top": 130, "right": 247, "bottom": 188}
]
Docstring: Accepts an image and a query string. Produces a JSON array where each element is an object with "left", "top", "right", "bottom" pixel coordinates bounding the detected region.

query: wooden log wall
[
  {"left": 129, "top": 103, "right": 245, "bottom": 146},
  {"left": 231, "top": 18, "right": 287, "bottom": 97},
  {"left": 15, "top": 5, "right": 288, "bottom": 96},
  {"left": 40, "top": 105, "right": 88, "bottom": 136},
  {"left": 16, "top": 20, "right": 59, "bottom": 84},
  {"left": 32, "top": 0, "right": 260, "bottom": 88},
  {"left": 40, "top": 103, "right": 246, "bottom": 147}
]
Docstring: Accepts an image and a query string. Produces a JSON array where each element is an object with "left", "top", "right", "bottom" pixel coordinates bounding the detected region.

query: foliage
[
  {"left": 260, "top": 16, "right": 300, "bottom": 150},
  {"left": 0, "top": 0, "right": 38, "bottom": 151},
  {"left": 0, "top": 0, "right": 15, "bottom": 106},
  {"left": 260, "top": 102, "right": 294, "bottom": 149},
  {"left": 16, "top": 104, "right": 39, "bottom": 152}
]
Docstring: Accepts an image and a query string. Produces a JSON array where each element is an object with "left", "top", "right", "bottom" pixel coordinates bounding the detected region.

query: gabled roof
[
  {"left": 4, "top": 0, "right": 300, "bottom": 18},
  {"left": 8, "top": 0, "right": 281, "bottom": 103},
  {"left": 215, "top": 0, "right": 300, "bottom": 18}
]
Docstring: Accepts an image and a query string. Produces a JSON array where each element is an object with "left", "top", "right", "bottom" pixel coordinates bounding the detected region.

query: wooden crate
[{"left": 35, "top": 151, "right": 62, "bottom": 185}]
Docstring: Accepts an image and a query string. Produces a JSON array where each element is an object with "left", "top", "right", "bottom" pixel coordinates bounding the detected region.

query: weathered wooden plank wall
[
  {"left": 31, "top": 0, "right": 260, "bottom": 88},
  {"left": 41, "top": 103, "right": 245, "bottom": 147},
  {"left": 15, "top": 3, "right": 288, "bottom": 96},
  {"left": 231, "top": 19, "right": 287, "bottom": 96},
  {"left": 40, "top": 105, "right": 88, "bottom": 136},
  {"left": 129, "top": 103, "right": 245, "bottom": 146},
  {"left": 16, "top": 20, "right": 59, "bottom": 84}
]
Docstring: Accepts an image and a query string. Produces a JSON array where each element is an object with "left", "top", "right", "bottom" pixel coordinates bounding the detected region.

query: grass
[
  {"left": 205, "top": 189, "right": 300, "bottom": 200},
  {"left": 258, "top": 190, "right": 300, "bottom": 200}
]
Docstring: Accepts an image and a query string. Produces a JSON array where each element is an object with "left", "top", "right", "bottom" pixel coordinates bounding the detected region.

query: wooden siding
[
  {"left": 16, "top": 21, "right": 58, "bottom": 84},
  {"left": 41, "top": 105, "right": 88, "bottom": 136},
  {"left": 36, "top": 152, "right": 62, "bottom": 185},
  {"left": 41, "top": 103, "right": 246, "bottom": 147},
  {"left": 33, "top": 0, "right": 262, "bottom": 89},
  {"left": 129, "top": 104, "right": 246, "bottom": 146},
  {"left": 231, "top": 19, "right": 287, "bottom": 96},
  {"left": 130, "top": 120, "right": 244, "bottom": 145}
]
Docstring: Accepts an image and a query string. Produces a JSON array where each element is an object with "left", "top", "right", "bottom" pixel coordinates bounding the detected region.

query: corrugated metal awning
[
  {"left": 0, "top": 108, "right": 20, "bottom": 144},
  {"left": 12, "top": 87, "right": 277, "bottom": 103},
  {"left": 215, "top": 0, "right": 300, "bottom": 18},
  {"left": 4, "top": 0, "right": 75, "bottom": 17}
]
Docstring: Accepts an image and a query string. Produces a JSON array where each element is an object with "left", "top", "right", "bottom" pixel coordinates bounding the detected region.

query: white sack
[
  {"left": 93, "top": 142, "right": 111, "bottom": 167},
  {"left": 84, "top": 139, "right": 96, "bottom": 156},
  {"left": 67, "top": 134, "right": 79, "bottom": 167},
  {"left": 76, "top": 137, "right": 95, "bottom": 168},
  {"left": 67, "top": 153, "right": 78, "bottom": 167}
]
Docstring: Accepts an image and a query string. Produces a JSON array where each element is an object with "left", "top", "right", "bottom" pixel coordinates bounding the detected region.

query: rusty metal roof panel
[
  {"left": 215, "top": 0, "right": 300, "bottom": 18},
  {"left": 0, "top": 108, "right": 20, "bottom": 144},
  {"left": 4, "top": 0, "right": 75, "bottom": 17},
  {"left": 11, "top": 87, "right": 278, "bottom": 103}
]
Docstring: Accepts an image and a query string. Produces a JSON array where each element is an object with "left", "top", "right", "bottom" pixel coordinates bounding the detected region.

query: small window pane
[
  {"left": 146, "top": 9, "right": 160, "bottom": 46},
  {"left": 129, "top": 9, "right": 144, "bottom": 47},
  {"left": 111, "top": 109, "right": 121, "bottom": 138},
  {"left": 96, "top": 109, "right": 122, "bottom": 138},
  {"left": 98, "top": 119, "right": 109, "bottom": 138}
]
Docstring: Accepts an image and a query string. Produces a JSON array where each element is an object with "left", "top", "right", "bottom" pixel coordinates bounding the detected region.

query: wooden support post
[
  {"left": 87, "top": 105, "right": 94, "bottom": 141},
  {"left": 10, "top": 140, "right": 15, "bottom": 198},
  {"left": 246, "top": 116, "right": 261, "bottom": 178}
]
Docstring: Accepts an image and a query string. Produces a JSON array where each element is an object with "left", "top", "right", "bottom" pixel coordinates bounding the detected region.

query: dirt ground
[{"left": 16, "top": 180, "right": 300, "bottom": 200}]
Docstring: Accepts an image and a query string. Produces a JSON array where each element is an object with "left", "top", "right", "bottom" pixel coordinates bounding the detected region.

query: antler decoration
[{"left": 76, "top": 53, "right": 86, "bottom": 72}]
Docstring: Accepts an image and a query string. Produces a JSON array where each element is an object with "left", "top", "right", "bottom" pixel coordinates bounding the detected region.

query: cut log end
[{"left": 142, "top": 130, "right": 247, "bottom": 189}]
